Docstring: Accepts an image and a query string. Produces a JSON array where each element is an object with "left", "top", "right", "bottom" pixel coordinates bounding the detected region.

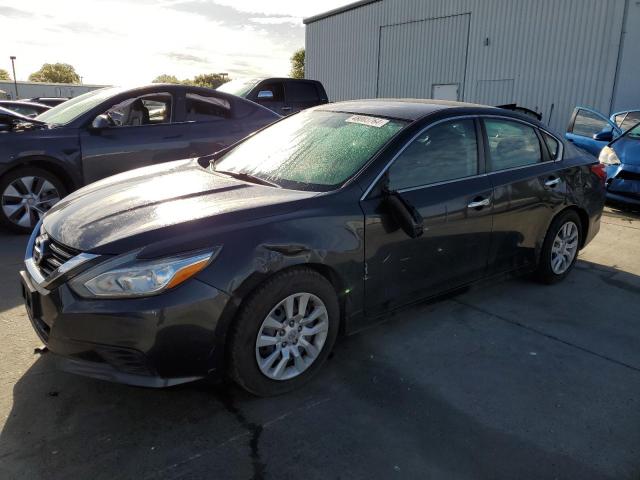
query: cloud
[
  {"left": 249, "top": 16, "right": 301, "bottom": 25},
  {"left": 0, "top": 0, "right": 352, "bottom": 85},
  {"left": 0, "top": 6, "right": 31, "bottom": 18},
  {"left": 164, "top": 52, "right": 209, "bottom": 64}
]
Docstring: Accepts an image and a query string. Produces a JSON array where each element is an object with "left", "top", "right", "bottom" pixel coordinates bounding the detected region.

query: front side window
[
  {"left": 572, "top": 109, "right": 610, "bottom": 138},
  {"left": 485, "top": 119, "right": 542, "bottom": 171},
  {"left": 103, "top": 93, "right": 172, "bottom": 127},
  {"left": 214, "top": 110, "right": 407, "bottom": 191},
  {"left": 255, "top": 83, "right": 284, "bottom": 103},
  {"left": 388, "top": 119, "right": 478, "bottom": 190},
  {"left": 620, "top": 111, "right": 640, "bottom": 132},
  {"left": 185, "top": 93, "right": 231, "bottom": 122},
  {"left": 614, "top": 113, "right": 627, "bottom": 128}
]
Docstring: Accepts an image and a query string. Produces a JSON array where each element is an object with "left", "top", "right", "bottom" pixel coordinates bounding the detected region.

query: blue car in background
[{"left": 566, "top": 107, "right": 640, "bottom": 207}]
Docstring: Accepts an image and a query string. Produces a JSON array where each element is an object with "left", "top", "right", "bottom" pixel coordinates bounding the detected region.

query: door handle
[
  {"left": 281, "top": 106, "right": 292, "bottom": 112},
  {"left": 467, "top": 197, "right": 491, "bottom": 209},
  {"left": 545, "top": 177, "right": 561, "bottom": 188},
  {"left": 163, "top": 134, "right": 183, "bottom": 140}
]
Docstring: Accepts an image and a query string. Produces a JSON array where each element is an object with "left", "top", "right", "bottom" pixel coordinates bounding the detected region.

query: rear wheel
[
  {"left": 228, "top": 268, "right": 339, "bottom": 396},
  {"left": 536, "top": 210, "right": 582, "bottom": 284},
  {"left": 0, "top": 167, "right": 65, "bottom": 233}
]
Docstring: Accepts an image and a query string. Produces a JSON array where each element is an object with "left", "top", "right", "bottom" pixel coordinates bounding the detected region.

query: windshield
[
  {"left": 213, "top": 109, "right": 408, "bottom": 191},
  {"left": 36, "top": 87, "right": 126, "bottom": 125},
  {"left": 216, "top": 79, "right": 260, "bottom": 97}
]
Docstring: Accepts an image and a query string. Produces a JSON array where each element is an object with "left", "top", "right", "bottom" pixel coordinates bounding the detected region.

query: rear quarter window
[{"left": 542, "top": 132, "right": 560, "bottom": 160}]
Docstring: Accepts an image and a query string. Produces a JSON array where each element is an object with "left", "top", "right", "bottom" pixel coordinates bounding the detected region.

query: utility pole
[{"left": 9, "top": 56, "right": 18, "bottom": 99}]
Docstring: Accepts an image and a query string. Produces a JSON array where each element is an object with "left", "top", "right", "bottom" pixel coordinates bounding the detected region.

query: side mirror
[
  {"left": 593, "top": 130, "right": 613, "bottom": 142},
  {"left": 383, "top": 189, "right": 424, "bottom": 239},
  {"left": 257, "top": 90, "right": 274, "bottom": 100},
  {"left": 91, "top": 114, "right": 112, "bottom": 130}
]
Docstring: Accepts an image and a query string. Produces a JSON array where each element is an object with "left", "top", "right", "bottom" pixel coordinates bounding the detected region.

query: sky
[{"left": 0, "top": 0, "right": 353, "bottom": 85}]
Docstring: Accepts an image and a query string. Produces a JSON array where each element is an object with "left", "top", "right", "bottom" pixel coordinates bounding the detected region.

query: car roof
[
  {"left": 0, "top": 100, "right": 49, "bottom": 108},
  {"left": 317, "top": 98, "right": 507, "bottom": 121}
]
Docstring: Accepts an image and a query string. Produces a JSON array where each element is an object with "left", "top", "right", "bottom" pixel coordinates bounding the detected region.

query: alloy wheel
[
  {"left": 255, "top": 292, "right": 329, "bottom": 381},
  {"left": 550, "top": 221, "right": 579, "bottom": 275},
  {"left": 1, "top": 176, "right": 60, "bottom": 229}
]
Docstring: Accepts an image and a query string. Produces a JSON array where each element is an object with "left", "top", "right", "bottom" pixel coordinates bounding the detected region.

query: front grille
[
  {"left": 33, "top": 231, "right": 79, "bottom": 278},
  {"left": 616, "top": 170, "right": 640, "bottom": 182}
]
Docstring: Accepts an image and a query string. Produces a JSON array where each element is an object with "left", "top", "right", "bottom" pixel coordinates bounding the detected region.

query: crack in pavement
[
  {"left": 452, "top": 299, "right": 640, "bottom": 374},
  {"left": 218, "top": 390, "right": 266, "bottom": 480}
]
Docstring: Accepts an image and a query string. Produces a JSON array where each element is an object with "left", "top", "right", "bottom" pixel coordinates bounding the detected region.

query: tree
[
  {"left": 0, "top": 69, "right": 10, "bottom": 81},
  {"left": 152, "top": 74, "right": 180, "bottom": 84},
  {"left": 189, "top": 73, "right": 230, "bottom": 89},
  {"left": 290, "top": 48, "right": 305, "bottom": 79},
  {"left": 29, "top": 63, "right": 80, "bottom": 84}
]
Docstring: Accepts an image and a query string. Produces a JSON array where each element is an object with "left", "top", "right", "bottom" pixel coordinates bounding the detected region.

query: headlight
[
  {"left": 599, "top": 146, "right": 621, "bottom": 166},
  {"left": 70, "top": 249, "right": 220, "bottom": 298}
]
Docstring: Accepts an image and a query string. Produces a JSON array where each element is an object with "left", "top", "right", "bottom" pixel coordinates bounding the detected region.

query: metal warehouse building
[{"left": 304, "top": 0, "right": 640, "bottom": 132}]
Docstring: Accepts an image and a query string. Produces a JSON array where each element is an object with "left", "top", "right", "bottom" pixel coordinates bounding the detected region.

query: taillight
[{"left": 590, "top": 163, "right": 607, "bottom": 183}]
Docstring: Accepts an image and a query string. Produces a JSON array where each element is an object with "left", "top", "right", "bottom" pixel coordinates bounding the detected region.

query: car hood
[
  {"left": 43, "top": 159, "right": 317, "bottom": 253},
  {"left": 0, "top": 106, "right": 47, "bottom": 125},
  {"left": 614, "top": 138, "right": 640, "bottom": 166}
]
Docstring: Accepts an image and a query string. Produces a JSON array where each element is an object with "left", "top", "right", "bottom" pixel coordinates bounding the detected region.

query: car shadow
[
  {"left": 2, "top": 260, "right": 639, "bottom": 479},
  {"left": 605, "top": 200, "right": 640, "bottom": 219},
  {"left": 0, "top": 233, "right": 30, "bottom": 314}
]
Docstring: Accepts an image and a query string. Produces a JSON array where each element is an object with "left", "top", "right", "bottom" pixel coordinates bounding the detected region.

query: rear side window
[
  {"left": 542, "top": 132, "right": 560, "bottom": 160},
  {"left": 621, "top": 112, "right": 640, "bottom": 132},
  {"left": 185, "top": 93, "right": 231, "bottom": 122},
  {"left": 484, "top": 119, "right": 542, "bottom": 171},
  {"left": 286, "top": 82, "right": 320, "bottom": 103},
  {"left": 571, "top": 109, "right": 610, "bottom": 137},
  {"left": 389, "top": 119, "right": 478, "bottom": 190}
]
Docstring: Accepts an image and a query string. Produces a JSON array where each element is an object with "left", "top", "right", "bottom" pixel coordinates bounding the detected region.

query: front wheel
[
  {"left": 0, "top": 167, "right": 66, "bottom": 233},
  {"left": 228, "top": 268, "right": 339, "bottom": 396},
  {"left": 536, "top": 210, "right": 582, "bottom": 284}
]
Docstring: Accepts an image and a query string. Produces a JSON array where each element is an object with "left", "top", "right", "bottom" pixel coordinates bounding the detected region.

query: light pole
[{"left": 9, "top": 56, "right": 18, "bottom": 99}]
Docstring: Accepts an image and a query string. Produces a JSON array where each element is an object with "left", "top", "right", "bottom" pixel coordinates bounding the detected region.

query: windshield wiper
[{"left": 214, "top": 169, "right": 280, "bottom": 188}]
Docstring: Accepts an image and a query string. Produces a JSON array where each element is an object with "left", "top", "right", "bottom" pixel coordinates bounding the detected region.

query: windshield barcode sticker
[{"left": 346, "top": 115, "right": 390, "bottom": 128}]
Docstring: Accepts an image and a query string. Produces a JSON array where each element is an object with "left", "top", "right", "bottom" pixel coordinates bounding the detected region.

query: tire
[
  {"left": 536, "top": 210, "right": 582, "bottom": 284},
  {"left": 228, "top": 268, "right": 339, "bottom": 396},
  {"left": 0, "top": 167, "right": 66, "bottom": 234}
]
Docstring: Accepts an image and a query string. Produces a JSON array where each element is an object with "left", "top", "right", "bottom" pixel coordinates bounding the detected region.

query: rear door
[
  {"left": 361, "top": 117, "right": 493, "bottom": 316},
  {"left": 180, "top": 90, "right": 242, "bottom": 157},
  {"left": 284, "top": 81, "right": 323, "bottom": 113},
  {"left": 483, "top": 117, "right": 567, "bottom": 274},
  {"left": 80, "top": 90, "right": 190, "bottom": 183},
  {"left": 566, "top": 106, "right": 619, "bottom": 156}
]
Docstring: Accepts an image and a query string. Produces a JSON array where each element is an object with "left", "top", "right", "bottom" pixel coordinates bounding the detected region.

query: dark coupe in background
[
  {"left": 20, "top": 99, "right": 605, "bottom": 396},
  {"left": 0, "top": 84, "right": 279, "bottom": 231}
]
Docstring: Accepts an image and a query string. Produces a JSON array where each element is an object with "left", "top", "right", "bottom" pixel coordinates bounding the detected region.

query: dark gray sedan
[{"left": 0, "top": 84, "right": 280, "bottom": 232}]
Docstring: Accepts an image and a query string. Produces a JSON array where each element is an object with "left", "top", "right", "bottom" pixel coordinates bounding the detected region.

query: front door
[
  {"left": 249, "top": 81, "right": 288, "bottom": 115},
  {"left": 482, "top": 117, "right": 567, "bottom": 273},
  {"left": 565, "top": 106, "right": 620, "bottom": 157},
  {"left": 80, "top": 91, "right": 191, "bottom": 183},
  {"left": 361, "top": 118, "right": 493, "bottom": 316}
]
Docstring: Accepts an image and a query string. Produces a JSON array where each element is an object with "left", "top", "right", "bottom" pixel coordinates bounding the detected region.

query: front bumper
[
  {"left": 605, "top": 164, "right": 640, "bottom": 206},
  {"left": 20, "top": 268, "right": 231, "bottom": 388}
]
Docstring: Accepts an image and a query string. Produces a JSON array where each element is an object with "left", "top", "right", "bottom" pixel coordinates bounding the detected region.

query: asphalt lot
[{"left": 0, "top": 206, "right": 639, "bottom": 480}]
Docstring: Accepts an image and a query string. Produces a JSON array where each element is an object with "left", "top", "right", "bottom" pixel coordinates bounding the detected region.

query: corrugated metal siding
[
  {"left": 377, "top": 14, "right": 470, "bottom": 99},
  {"left": 305, "top": 0, "right": 628, "bottom": 133}
]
